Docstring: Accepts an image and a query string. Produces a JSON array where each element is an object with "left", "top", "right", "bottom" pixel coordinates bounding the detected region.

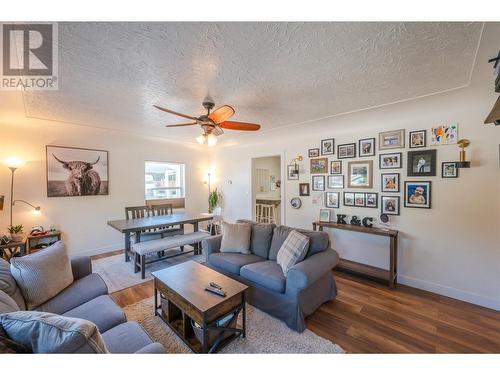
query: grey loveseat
[
  {"left": 0, "top": 256, "right": 164, "bottom": 353},
  {"left": 202, "top": 221, "right": 339, "bottom": 332}
]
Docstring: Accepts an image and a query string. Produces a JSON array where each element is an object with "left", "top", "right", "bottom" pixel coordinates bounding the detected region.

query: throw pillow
[
  {"left": 0, "top": 258, "right": 26, "bottom": 310},
  {"left": 0, "top": 311, "right": 108, "bottom": 353},
  {"left": 276, "top": 230, "right": 310, "bottom": 276},
  {"left": 10, "top": 241, "right": 74, "bottom": 310},
  {"left": 220, "top": 222, "right": 252, "bottom": 254},
  {"left": 0, "top": 290, "right": 20, "bottom": 314}
]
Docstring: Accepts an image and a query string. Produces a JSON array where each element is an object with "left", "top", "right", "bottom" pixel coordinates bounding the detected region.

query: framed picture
[
  {"left": 327, "top": 175, "right": 344, "bottom": 189},
  {"left": 312, "top": 175, "right": 325, "bottom": 191},
  {"left": 358, "top": 138, "right": 375, "bottom": 157},
  {"left": 337, "top": 143, "right": 356, "bottom": 159},
  {"left": 310, "top": 157, "right": 328, "bottom": 174},
  {"left": 287, "top": 165, "right": 299, "bottom": 180},
  {"left": 308, "top": 148, "right": 320, "bottom": 158},
  {"left": 354, "top": 193, "right": 365, "bottom": 207},
  {"left": 325, "top": 192, "right": 340, "bottom": 208},
  {"left": 379, "top": 129, "right": 405, "bottom": 150},
  {"left": 407, "top": 149, "right": 437, "bottom": 176},
  {"left": 321, "top": 138, "right": 335, "bottom": 155},
  {"left": 299, "top": 183, "right": 310, "bottom": 196},
  {"left": 379, "top": 152, "right": 402, "bottom": 169},
  {"left": 405, "top": 181, "right": 431, "bottom": 209},
  {"left": 347, "top": 160, "right": 373, "bottom": 188},
  {"left": 409, "top": 130, "right": 426, "bottom": 148},
  {"left": 365, "top": 192, "right": 378, "bottom": 208},
  {"left": 344, "top": 192, "right": 355, "bottom": 206},
  {"left": 319, "top": 209, "right": 331, "bottom": 222},
  {"left": 330, "top": 160, "right": 342, "bottom": 174},
  {"left": 442, "top": 162, "right": 458, "bottom": 178},
  {"left": 46, "top": 145, "right": 109, "bottom": 197},
  {"left": 381, "top": 196, "right": 400, "bottom": 215},
  {"left": 430, "top": 124, "right": 458, "bottom": 146},
  {"left": 381, "top": 173, "right": 400, "bottom": 193}
]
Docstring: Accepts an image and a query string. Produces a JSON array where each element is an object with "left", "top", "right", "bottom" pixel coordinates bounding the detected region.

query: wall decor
[
  {"left": 312, "top": 175, "right": 325, "bottom": 191},
  {"left": 354, "top": 193, "right": 365, "bottom": 207},
  {"left": 344, "top": 192, "right": 355, "bottom": 206},
  {"left": 299, "top": 183, "right": 310, "bottom": 196},
  {"left": 381, "top": 173, "right": 400, "bottom": 193},
  {"left": 310, "top": 157, "right": 328, "bottom": 174},
  {"left": 347, "top": 160, "right": 373, "bottom": 188},
  {"left": 409, "top": 130, "right": 427, "bottom": 148},
  {"left": 308, "top": 148, "right": 320, "bottom": 158},
  {"left": 455, "top": 139, "right": 471, "bottom": 168},
  {"left": 379, "top": 152, "right": 402, "bottom": 169},
  {"left": 46, "top": 145, "right": 109, "bottom": 197},
  {"left": 321, "top": 138, "right": 335, "bottom": 155},
  {"left": 407, "top": 149, "right": 437, "bottom": 176},
  {"left": 365, "top": 192, "right": 378, "bottom": 208},
  {"left": 405, "top": 181, "right": 431, "bottom": 209},
  {"left": 381, "top": 195, "right": 400, "bottom": 215},
  {"left": 327, "top": 175, "right": 344, "bottom": 189},
  {"left": 319, "top": 209, "right": 331, "bottom": 222},
  {"left": 290, "top": 197, "right": 302, "bottom": 209},
  {"left": 337, "top": 143, "right": 356, "bottom": 159},
  {"left": 287, "top": 164, "right": 299, "bottom": 180},
  {"left": 362, "top": 217, "right": 374, "bottom": 227},
  {"left": 442, "top": 162, "right": 458, "bottom": 178},
  {"left": 336, "top": 214, "right": 347, "bottom": 224},
  {"left": 430, "top": 124, "right": 458, "bottom": 146},
  {"left": 379, "top": 129, "right": 405, "bottom": 150},
  {"left": 350, "top": 216, "right": 362, "bottom": 226},
  {"left": 325, "top": 191, "right": 340, "bottom": 208},
  {"left": 330, "top": 160, "right": 342, "bottom": 174},
  {"left": 358, "top": 138, "right": 376, "bottom": 157}
]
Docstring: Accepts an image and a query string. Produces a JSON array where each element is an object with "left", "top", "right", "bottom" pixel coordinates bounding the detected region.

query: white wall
[{"left": 211, "top": 24, "right": 500, "bottom": 310}]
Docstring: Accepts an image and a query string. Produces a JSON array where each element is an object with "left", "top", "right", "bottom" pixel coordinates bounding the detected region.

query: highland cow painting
[{"left": 46, "top": 146, "right": 109, "bottom": 197}]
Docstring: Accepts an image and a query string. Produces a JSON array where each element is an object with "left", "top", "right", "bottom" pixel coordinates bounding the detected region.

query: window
[{"left": 145, "top": 161, "right": 185, "bottom": 200}]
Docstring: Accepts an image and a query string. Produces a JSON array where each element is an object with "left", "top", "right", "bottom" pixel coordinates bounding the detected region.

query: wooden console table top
[{"left": 312, "top": 221, "right": 398, "bottom": 238}]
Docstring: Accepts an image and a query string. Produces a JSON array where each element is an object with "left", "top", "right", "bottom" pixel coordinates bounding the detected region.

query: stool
[{"left": 259, "top": 204, "right": 276, "bottom": 224}]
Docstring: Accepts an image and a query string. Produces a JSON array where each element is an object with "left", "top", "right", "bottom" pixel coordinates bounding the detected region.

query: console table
[{"left": 312, "top": 221, "right": 399, "bottom": 288}]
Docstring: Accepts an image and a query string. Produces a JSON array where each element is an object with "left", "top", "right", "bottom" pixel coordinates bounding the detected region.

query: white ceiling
[{"left": 22, "top": 22, "right": 482, "bottom": 145}]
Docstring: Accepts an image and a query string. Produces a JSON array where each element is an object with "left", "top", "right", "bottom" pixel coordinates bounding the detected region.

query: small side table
[
  {"left": 27, "top": 231, "right": 62, "bottom": 254},
  {"left": 0, "top": 236, "right": 27, "bottom": 262}
]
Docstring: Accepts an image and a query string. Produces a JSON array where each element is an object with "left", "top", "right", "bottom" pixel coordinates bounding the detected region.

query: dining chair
[{"left": 149, "top": 203, "right": 184, "bottom": 252}]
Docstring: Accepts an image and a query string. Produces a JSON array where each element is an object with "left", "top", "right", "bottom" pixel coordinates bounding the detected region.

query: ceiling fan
[{"left": 154, "top": 99, "right": 261, "bottom": 146}]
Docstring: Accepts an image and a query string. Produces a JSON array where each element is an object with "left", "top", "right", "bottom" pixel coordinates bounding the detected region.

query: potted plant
[
  {"left": 208, "top": 188, "right": 222, "bottom": 214},
  {"left": 8, "top": 224, "right": 24, "bottom": 242}
]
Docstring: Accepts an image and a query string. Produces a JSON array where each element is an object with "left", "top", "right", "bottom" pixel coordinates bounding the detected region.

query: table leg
[
  {"left": 154, "top": 286, "right": 158, "bottom": 316},
  {"left": 242, "top": 293, "right": 247, "bottom": 338},
  {"left": 202, "top": 315, "right": 208, "bottom": 353},
  {"left": 193, "top": 222, "right": 199, "bottom": 254},
  {"left": 124, "top": 233, "right": 131, "bottom": 262},
  {"left": 389, "top": 236, "right": 396, "bottom": 289}
]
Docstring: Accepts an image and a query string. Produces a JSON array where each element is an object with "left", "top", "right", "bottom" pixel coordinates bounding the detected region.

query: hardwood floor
[{"left": 109, "top": 266, "right": 500, "bottom": 353}]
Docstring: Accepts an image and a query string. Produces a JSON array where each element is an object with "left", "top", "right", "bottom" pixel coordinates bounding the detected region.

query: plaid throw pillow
[{"left": 276, "top": 230, "right": 310, "bottom": 276}]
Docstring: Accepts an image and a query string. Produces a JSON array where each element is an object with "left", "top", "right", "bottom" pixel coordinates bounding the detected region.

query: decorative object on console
[
  {"left": 347, "top": 160, "right": 373, "bottom": 188},
  {"left": 380, "top": 213, "right": 390, "bottom": 223},
  {"left": 319, "top": 209, "right": 331, "bottom": 222},
  {"left": 381, "top": 173, "right": 400, "bottom": 192},
  {"left": 325, "top": 192, "right": 339, "bottom": 208},
  {"left": 337, "top": 143, "right": 356, "bottom": 159},
  {"left": 343, "top": 192, "right": 355, "bottom": 206},
  {"left": 404, "top": 181, "right": 432, "bottom": 209},
  {"left": 365, "top": 193, "right": 378, "bottom": 208},
  {"left": 407, "top": 149, "right": 437, "bottom": 176},
  {"left": 46, "top": 146, "right": 109, "bottom": 197},
  {"left": 312, "top": 175, "right": 325, "bottom": 191},
  {"left": 290, "top": 197, "right": 302, "bottom": 209},
  {"left": 409, "top": 130, "right": 427, "bottom": 148},
  {"left": 327, "top": 175, "right": 344, "bottom": 189},
  {"left": 350, "top": 216, "right": 361, "bottom": 226},
  {"left": 354, "top": 193, "right": 365, "bottom": 207},
  {"left": 379, "top": 129, "right": 405, "bottom": 150},
  {"left": 308, "top": 148, "right": 320, "bottom": 158},
  {"left": 358, "top": 138, "right": 375, "bottom": 157},
  {"left": 336, "top": 214, "right": 347, "bottom": 224},
  {"left": 362, "top": 217, "right": 374, "bottom": 227},
  {"left": 381, "top": 196, "right": 400, "bottom": 215},
  {"left": 442, "top": 162, "right": 458, "bottom": 178},
  {"left": 430, "top": 124, "right": 458, "bottom": 145},
  {"left": 454, "top": 139, "right": 471, "bottom": 168},
  {"left": 321, "top": 139, "right": 335, "bottom": 155},
  {"left": 299, "top": 183, "right": 310, "bottom": 196},
  {"left": 330, "top": 160, "right": 342, "bottom": 174},
  {"left": 310, "top": 158, "right": 328, "bottom": 174},
  {"left": 379, "top": 152, "right": 402, "bottom": 169},
  {"left": 7, "top": 225, "right": 24, "bottom": 242}
]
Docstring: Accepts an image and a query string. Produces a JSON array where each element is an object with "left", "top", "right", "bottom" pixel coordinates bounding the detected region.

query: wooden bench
[{"left": 132, "top": 232, "right": 211, "bottom": 279}]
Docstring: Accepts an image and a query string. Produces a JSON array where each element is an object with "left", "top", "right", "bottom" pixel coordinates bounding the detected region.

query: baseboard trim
[{"left": 398, "top": 274, "right": 500, "bottom": 311}]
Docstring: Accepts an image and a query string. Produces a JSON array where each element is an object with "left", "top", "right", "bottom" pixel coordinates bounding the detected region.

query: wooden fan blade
[
  {"left": 154, "top": 105, "right": 198, "bottom": 121},
  {"left": 219, "top": 121, "right": 261, "bottom": 131},
  {"left": 165, "top": 122, "right": 198, "bottom": 127},
  {"left": 208, "top": 105, "right": 235, "bottom": 124}
]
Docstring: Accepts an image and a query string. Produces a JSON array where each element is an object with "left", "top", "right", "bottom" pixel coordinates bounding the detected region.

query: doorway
[{"left": 251, "top": 155, "right": 282, "bottom": 225}]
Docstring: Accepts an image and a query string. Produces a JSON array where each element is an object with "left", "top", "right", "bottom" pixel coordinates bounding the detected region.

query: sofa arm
[
  {"left": 201, "top": 235, "right": 222, "bottom": 262},
  {"left": 70, "top": 256, "right": 92, "bottom": 280},
  {"left": 135, "top": 343, "right": 166, "bottom": 354},
  {"left": 286, "top": 248, "right": 339, "bottom": 296}
]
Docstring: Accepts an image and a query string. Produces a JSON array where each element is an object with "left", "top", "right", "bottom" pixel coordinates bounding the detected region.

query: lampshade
[
  {"left": 196, "top": 135, "right": 206, "bottom": 145},
  {"left": 206, "top": 134, "right": 218, "bottom": 147},
  {"left": 4, "top": 157, "right": 25, "bottom": 169}
]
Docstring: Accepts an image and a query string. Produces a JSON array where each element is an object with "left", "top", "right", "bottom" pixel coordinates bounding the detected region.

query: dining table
[{"left": 107, "top": 212, "right": 213, "bottom": 262}]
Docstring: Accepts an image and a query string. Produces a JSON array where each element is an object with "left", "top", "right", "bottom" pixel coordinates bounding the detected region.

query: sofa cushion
[
  {"left": 220, "top": 222, "right": 252, "bottom": 254},
  {"left": 0, "top": 258, "right": 26, "bottom": 310},
  {"left": 101, "top": 321, "right": 153, "bottom": 353},
  {"left": 36, "top": 273, "right": 108, "bottom": 315},
  {"left": 10, "top": 241, "right": 74, "bottom": 309},
  {"left": 269, "top": 226, "right": 330, "bottom": 260},
  {"left": 0, "top": 311, "right": 108, "bottom": 353},
  {"left": 276, "top": 230, "right": 310, "bottom": 276},
  {"left": 208, "top": 253, "right": 264, "bottom": 275},
  {"left": 0, "top": 290, "right": 20, "bottom": 314},
  {"left": 240, "top": 261, "right": 286, "bottom": 293},
  {"left": 63, "top": 295, "right": 126, "bottom": 333},
  {"left": 0, "top": 326, "right": 32, "bottom": 353},
  {"left": 237, "top": 220, "right": 275, "bottom": 258}
]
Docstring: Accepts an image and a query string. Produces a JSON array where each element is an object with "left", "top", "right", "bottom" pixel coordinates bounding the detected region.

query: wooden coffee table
[{"left": 152, "top": 261, "right": 248, "bottom": 353}]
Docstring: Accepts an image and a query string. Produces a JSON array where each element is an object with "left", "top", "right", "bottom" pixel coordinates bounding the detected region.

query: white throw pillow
[
  {"left": 277, "top": 230, "right": 310, "bottom": 276},
  {"left": 10, "top": 241, "right": 74, "bottom": 309},
  {"left": 220, "top": 222, "right": 252, "bottom": 254}
]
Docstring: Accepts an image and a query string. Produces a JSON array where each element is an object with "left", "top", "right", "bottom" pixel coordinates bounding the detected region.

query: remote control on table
[
  {"left": 210, "top": 282, "right": 222, "bottom": 290},
  {"left": 205, "top": 286, "right": 226, "bottom": 297}
]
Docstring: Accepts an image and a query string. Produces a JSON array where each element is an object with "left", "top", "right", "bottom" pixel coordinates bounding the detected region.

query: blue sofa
[{"left": 202, "top": 221, "right": 339, "bottom": 332}]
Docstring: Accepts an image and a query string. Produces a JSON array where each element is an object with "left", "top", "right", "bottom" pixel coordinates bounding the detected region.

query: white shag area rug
[{"left": 124, "top": 297, "right": 344, "bottom": 354}]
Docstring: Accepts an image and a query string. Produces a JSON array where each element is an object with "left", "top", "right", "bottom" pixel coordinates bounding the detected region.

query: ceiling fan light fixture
[
  {"left": 207, "top": 134, "right": 218, "bottom": 147},
  {"left": 196, "top": 134, "right": 207, "bottom": 145}
]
